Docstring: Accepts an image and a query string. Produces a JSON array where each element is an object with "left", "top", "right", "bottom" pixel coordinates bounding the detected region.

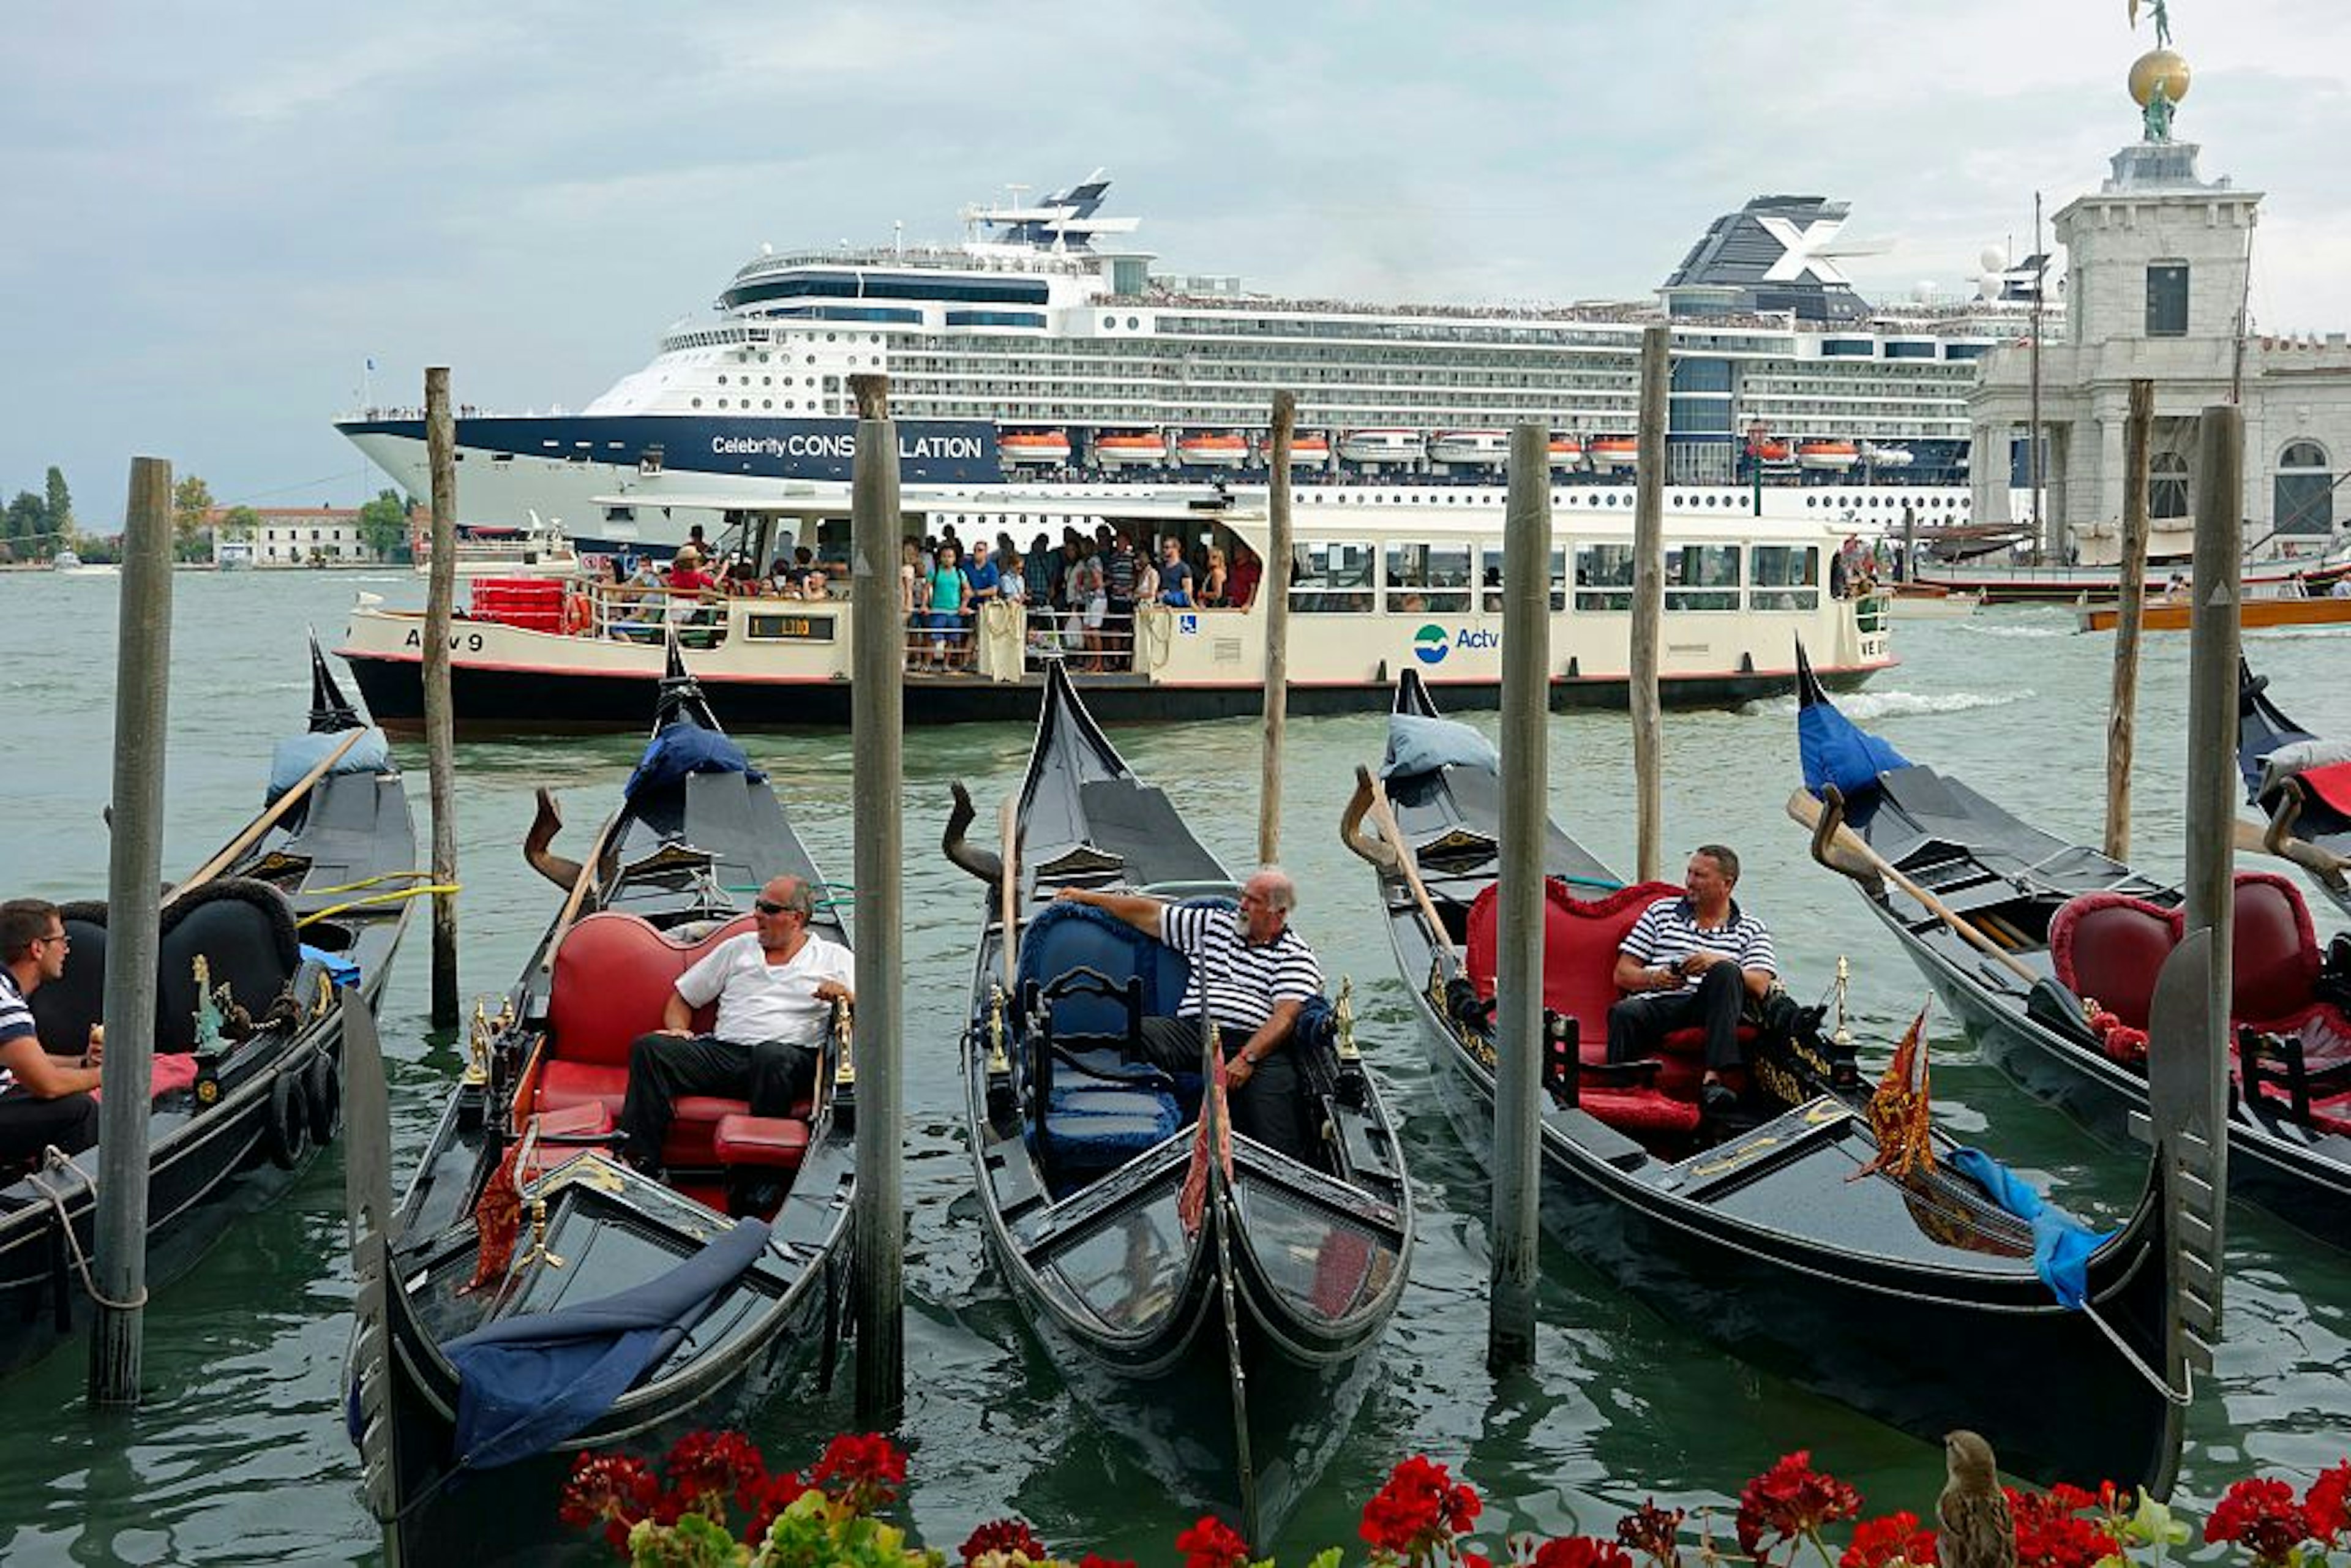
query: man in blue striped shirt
[
  {"left": 1056, "top": 868, "right": 1321, "bottom": 1160},
  {"left": 1605, "top": 846, "right": 1778, "bottom": 1113},
  {"left": 0, "top": 899, "right": 103, "bottom": 1166}
]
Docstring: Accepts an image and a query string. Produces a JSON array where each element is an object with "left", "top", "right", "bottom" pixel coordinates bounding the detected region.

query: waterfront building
[
  {"left": 207, "top": 505, "right": 401, "bottom": 567},
  {"left": 1968, "top": 44, "right": 2351, "bottom": 563}
]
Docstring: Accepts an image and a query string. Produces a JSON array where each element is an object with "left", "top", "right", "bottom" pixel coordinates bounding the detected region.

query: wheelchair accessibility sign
[{"left": 1178, "top": 613, "right": 1199, "bottom": 635}]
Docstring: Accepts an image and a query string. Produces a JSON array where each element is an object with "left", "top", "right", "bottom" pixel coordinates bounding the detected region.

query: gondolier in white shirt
[
  {"left": 617, "top": 874, "right": 852, "bottom": 1174},
  {"left": 1056, "top": 868, "right": 1321, "bottom": 1161},
  {"left": 0, "top": 899, "right": 103, "bottom": 1168},
  {"left": 1605, "top": 846, "right": 1779, "bottom": 1115}
]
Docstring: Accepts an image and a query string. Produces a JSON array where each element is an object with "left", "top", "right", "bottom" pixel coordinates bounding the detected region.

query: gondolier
[
  {"left": 0, "top": 898, "right": 102, "bottom": 1166},
  {"left": 1605, "top": 845, "right": 1779, "bottom": 1111},
  {"left": 618, "top": 873, "right": 852, "bottom": 1173},
  {"left": 1056, "top": 868, "right": 1320, "bottom": 1159}
]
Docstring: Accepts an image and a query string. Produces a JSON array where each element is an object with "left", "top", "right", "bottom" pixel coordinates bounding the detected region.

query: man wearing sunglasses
[
  {"left": 0, "top": 898, "right": 103, "bottom": 1167},
  {"left": 618, "top": 875, "right": 853, "bottom": 1175}
]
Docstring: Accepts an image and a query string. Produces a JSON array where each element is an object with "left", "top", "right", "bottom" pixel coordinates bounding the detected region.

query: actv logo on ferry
[{"left": 1412, "top": 625, "right": 1450, "bottom": 664}]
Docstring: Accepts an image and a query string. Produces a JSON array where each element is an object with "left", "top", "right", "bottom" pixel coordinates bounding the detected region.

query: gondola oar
[
  {"left": 167, "top": 724, "right": 370, "bottom": 908},
  {"left": 999, "top": 795, "right": 1020, "bottom": 992},
  {"left": 1788, "top": 786, "right": 2039, "bottom": 988},
  {"left": 1342, "top": 766, "right": 1460, "bottom": 969}
]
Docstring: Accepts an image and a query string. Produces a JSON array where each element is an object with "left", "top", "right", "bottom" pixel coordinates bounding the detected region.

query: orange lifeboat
[
  {"left": 1288, "top": 432, "right": 1332, "bottom": 465},
  {"left": 1586, "top": 436, "right": 1640, "bottom": 472},
  {"left": 1548, "top": 436, "right": 1583, "bottom": 468},
  {"left": 1001, "top": 430, "right": 1071, "bottom": 465},
  {"left": 1752, "top": 438, "right": 1795, "bottom": 466},
  {"left": 1797, "top": 439, "right": 1861, "bottom": 471},
  {"left": 1176, "top": 433, "right": 1250, "bottom": 468},
  {"left": 1095, "top": 432, "right": 1170, "bottom": 467}
]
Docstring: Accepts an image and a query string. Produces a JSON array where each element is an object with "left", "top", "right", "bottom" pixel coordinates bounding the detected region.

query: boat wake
[
  {"left": 1954, "top": 623, "right": 2069, "bottom": 640},
  {"left": 1745, "top": 688, "right": 2031, "bottom": 721}
]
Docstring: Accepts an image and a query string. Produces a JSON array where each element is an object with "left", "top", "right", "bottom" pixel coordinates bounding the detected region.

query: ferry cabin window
[
  {"left": 1749, "top": 545, "right": 1820, "bottom": 611},
  {"left": 1665, "top": 545, "right": 1741, "bottom": 611},
  {"left": 1479, "top": 544, "right": 1566, "bottom": 612},
  {"left": 1574, "top": 544, "right": 1635, "bottom": 612},
  {"left": 2146, "top": 263, "right": 2189, "bottom": 337},
  {"left": 1291, "top": 541, "right": 1375, "bottom": 613},
  {"left": 1384, "top": 542, "right": 1471, "bottom": 613}
]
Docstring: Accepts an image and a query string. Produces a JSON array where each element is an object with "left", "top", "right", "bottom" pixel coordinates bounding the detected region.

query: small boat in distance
[
  {"left": 2079, "top": 586, "right": 2351, "bottom": 634},
  {"left": 1176, "top": 432, "right": 1249, "bottom": 467},
  {"left": 1586, "top": 435, "right": 1640, "bottom": 471},
  {"left": 1798, "top": 439, "right": 1861, "bottom": 471}
]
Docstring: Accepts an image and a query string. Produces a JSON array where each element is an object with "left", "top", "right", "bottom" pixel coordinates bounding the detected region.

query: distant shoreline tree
[
  {"left": 358, "top": 489, "right": 413, "bottom": 561},
  {"left": 171, "top": 475, "right": 216, "bottom": 563}
]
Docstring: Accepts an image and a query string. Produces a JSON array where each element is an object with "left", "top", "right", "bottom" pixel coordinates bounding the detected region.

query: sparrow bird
[{"left": 1938, "top": 1430, "right": 2018, "bottom": 1568}]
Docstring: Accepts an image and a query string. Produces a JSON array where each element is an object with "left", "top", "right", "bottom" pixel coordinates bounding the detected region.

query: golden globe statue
[{"left": 2129, "top": 48, "right": 2191, "bottom": 108}]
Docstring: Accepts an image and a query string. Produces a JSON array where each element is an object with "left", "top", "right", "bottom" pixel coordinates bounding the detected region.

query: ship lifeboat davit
[
  {"left": 1095, "top": 432, "right": 1170, "bottom": 467},
  {"left": 1586, "top": 435, "right": 1640, "bottom": 472},
  {"left": 1427, "top": 429, "right": 1510, "bottom": 466},
  {"left": 1797, "top": 439, "right": 1860, "bottom": 471},
  {"left": 1861, "top": 442, "right": 1915, "bottom": 468},
  {"left": 1287, "top": 432, "right": 1332, "bottom": 465},
  {"left": 1340, "top": 429, "right": 1423, "bottom": 464},
  {"left": 1002, "top": 430, "right": 1071, "bottom": 465},
  {"left": 1176, "top": 432, "right": 1250, "bottom": 468},
  {"left": 1548, "top": 435, "right": 1583, "bottom": 468}
]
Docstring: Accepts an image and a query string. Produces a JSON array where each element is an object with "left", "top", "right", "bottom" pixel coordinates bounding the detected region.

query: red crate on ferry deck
[{"left": 470, "top": 577, "right": 565, "bottom": 629}]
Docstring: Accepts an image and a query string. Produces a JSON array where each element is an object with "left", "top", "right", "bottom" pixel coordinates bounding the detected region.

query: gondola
[
  {"left": 345, "top": 643, "right": 856, "bottom": 1559},
  {"left": 2238, "top": 658, "right": 2351, "bottom": 920},
  {"left": 1344, "top": 666, "right": 2181, "bottom": 1493},
  {"left": 944, "top": 659, "right": 1411, "bottom": 1544},
  {"left": 1792, "top": 645, "right": 2351, "bottom": 1247},
  {"left": 1, "top": 637, "right": 416, "bottom": 1376}
]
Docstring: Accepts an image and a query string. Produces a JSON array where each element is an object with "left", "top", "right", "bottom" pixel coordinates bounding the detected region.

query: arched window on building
[
  {"left": 2151, "top": 451, "right": 2190, "bottom": 520},
  {"left": 2276, "top": 440, "right": 2333, "bottom": 536}
]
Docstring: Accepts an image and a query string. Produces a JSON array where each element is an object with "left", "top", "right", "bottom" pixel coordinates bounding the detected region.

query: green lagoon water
[{"left": 0, "top": 569, "right": 2345, "bottom": 1563}]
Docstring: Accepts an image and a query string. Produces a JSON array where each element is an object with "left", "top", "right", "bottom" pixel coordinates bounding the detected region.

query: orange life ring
[{"left": 561, "top": 592, "right": 591, "bottom": 636}]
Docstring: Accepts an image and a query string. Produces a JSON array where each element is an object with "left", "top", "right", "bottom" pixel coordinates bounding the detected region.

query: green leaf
[{"left": 1303, "top": 1550, "right": 1345, "bottom": 1568}]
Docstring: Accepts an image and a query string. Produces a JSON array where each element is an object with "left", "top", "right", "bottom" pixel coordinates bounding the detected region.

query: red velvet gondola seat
[
  {"left": 532, "top": 910, "right": 815, "bottom": 1171},
  {"left": 2049, "top": 871, "right": 2351, "bottom": 1085},
  {"left": 1464, "top": 877, "right": 1713, "bottom": 1138}
]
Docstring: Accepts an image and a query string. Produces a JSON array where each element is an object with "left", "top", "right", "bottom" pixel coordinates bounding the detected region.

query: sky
[{"left": 9, "top": 0, "right": 2351, "bottom": 527}]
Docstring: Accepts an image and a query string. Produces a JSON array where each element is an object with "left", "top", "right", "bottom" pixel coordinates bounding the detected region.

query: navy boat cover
[
  {"left": 626, "top": 723, "right": 765, "bottom": 803},
  {"left": 439, "top": 1215, "right": 773, "bottom": 1469},
  {"left": 1800, "top": 698, "right": 1911, "bottom": 800}
]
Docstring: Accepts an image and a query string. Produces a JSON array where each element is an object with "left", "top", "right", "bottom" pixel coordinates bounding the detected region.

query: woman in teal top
[{"left": 928, "top": 542, "right": 967, "bottom": 670}]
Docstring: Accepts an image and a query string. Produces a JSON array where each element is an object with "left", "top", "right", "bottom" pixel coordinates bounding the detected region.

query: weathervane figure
[{"left": 2129, "top": 0, "right": 2173, "bottom": 48}]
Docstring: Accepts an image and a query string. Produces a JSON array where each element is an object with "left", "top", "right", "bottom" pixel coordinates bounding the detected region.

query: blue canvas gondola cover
[
  {"left": 1799, "top": 700, "right": 1910, "bottom": 800},
  {"left": 1949, "top": 1148, "right": 2112, "bottom": 1310},
  {"left": 624, "top": 724, "right": 766, "bottom": 801}
]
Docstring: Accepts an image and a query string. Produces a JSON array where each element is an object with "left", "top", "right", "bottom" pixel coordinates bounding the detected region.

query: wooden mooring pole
[
  {"left": 1489, "top": 423, "right": 1551, "bottom": 1373},
  {"left": 89, "top": 456, "right": 174, "bottom": 1404},
  {"left": 423, "top": 369, "right": 460, "bottom": 1027},
  {"left": 1630, "top": 325, "right": 1669, "bottom": 881},
  {"left": 2105, "top": 380, "right": 2155, "bottom": 861},
  {"left": 1260, "top": 391, "right": 1295, "bottom": 866},
  {"left": 849, "top": 372, "right": 905, "bottom": 1427}
]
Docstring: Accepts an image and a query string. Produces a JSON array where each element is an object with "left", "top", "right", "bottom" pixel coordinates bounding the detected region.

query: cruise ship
[{"left": 337, "top": 173, "right": 2046, "bottom": 552}]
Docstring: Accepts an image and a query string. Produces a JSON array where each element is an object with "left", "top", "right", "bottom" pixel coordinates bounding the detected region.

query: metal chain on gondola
[{"left": 26, "top": 1146, "right": 148, "bottom": 1311}]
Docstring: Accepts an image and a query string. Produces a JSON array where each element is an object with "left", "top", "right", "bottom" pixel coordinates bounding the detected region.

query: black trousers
[
  {"left": 1605, "top": 962, "right": 1747, "bottom": 1070},
  {"left": 1134, "top": 1016, "right": 1308, "bottom": 1160},
  {"left": 0, "top": 1089, "right": 99, "bottom": 1167},
  {"left": 618, "top": 1033, "right": 818, "bottom": 1169}
]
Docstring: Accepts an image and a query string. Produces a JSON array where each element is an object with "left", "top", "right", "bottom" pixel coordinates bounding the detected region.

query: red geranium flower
[
  {"left": 811, "top": 1431, "right": 910, "bottom": 1511},
  {"left": 961, "top": 1516, "right": 1048, "bottom": 1564},
  {"left": 1617, "top": 1499, "right": 1687, "bottom": 1564},
  {"left": 743, "top": 1468, "right": 814, "bottom": 1542},
  {"left": 1175, "top": 1514, "right": 1251, "bottom": 1568},
  {"left": 1841, "top": 1510, "right": 1938, "bottom": 1568},
  {"left": 1360, "top": 1454, "right": 1483, "bottom": 1558},
  {"left": 662, "top": 1428, "right": 767, "bottom": 1518},
  {"left": 2205, "top": 1477, "right": 2312, "bottom": 1566},
  {"left": 1535, "top": 1536, "right": 1637, "bottom": 1568},
  {"left": 2006, "top": 1485, "right": 2121, "bottom": 1568},
  {"left": 558, "top": 1450, "right": 659, "bottom": 1554},
  {"left": 1736, "top": 1451, "right": 1862, "bottom": 1561},
  {"left": 2305, "top": 1461, "right": 2351, "bottom": 1547}
]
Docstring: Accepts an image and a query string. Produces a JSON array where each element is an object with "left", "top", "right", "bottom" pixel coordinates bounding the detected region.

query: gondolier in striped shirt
[
  {"left": 1056, "top": 868, "right": 1321, "bottom": 1161},
  {"left": 1605, "top": 846, "right": 1778, "bottom": 1115},
  {"left": 0, "top": 899, "right": 103, "bottom": 1168}
]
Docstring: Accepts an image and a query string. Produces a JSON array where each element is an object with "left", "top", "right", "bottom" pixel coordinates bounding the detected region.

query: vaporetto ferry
[
  {"left": 334, "top": 488, "right": 1894, "bottom": 729},
  {"left": 336, "top": 173, "right": 2044, "bottom": 554}
]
